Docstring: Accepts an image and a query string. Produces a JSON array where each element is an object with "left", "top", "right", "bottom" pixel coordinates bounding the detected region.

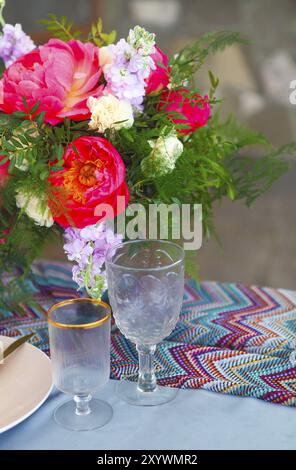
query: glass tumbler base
[
  {"left": 53, "top": 398, "right": 113, "bottom": 431},
  {"left": 116, "top": 380, "right": 178, "bottom": 406}
]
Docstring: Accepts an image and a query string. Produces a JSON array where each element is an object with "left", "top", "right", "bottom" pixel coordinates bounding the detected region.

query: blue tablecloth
[{"left": 1, "top": 380, "right": 296, "bottom": 450}]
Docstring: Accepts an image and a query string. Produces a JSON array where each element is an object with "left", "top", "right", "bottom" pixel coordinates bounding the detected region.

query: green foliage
[
  {"left": 0, "top": 200, "right": 62, "bottom": 312},
  {"left": 185, "top": 250, "right": 200, "bottom": 281},
  {"left": 111, "top": 109, "right": 291, "bottom": 239},
  {"left": 170, "top": 31, "right": 249, "bottom": 87},
  {"left": 0, "top": 103, "right": 67, "bottom": 184},
  {"left": 88, "top": 18, "right": 117, "bottom": 46},
  {"left": 39, "top": 14, "right": 81, "bottom": 41},
  {"left": 39, "top": 15, "right": 117, "bottom": 46}
]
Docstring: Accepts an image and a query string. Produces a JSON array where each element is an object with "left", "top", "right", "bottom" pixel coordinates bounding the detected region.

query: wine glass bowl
[
  {"left": 48, "top": 298, "right": 112, "bottom": 430},
  {"left": 106, "top": 240, "right": 184, "bottom": 406},
  {"left": 108, "top": 262, "right": 184, "bottom": 346}
]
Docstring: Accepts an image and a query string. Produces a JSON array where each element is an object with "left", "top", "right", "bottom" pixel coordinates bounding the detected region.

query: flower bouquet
[{"left": 0, "top": 1, "right": 293, "bottom": 308}]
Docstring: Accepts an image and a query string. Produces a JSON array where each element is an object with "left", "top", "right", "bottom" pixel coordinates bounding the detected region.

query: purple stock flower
[
  {"left": 63, "top": 222, "right": 123, "bottom": 298},
  {"left": 103, "top": 35, "right": 156, "bottom": 110},
  {"left": 64, "top": 237, "right": 93, "bottom": 264},
  {"left": 80, "top": 224, "right": 105, "bottom": 241},
  {"left": 72, "top": 265, "right": 84, "bottom": 287},
  {"left": 0, "top": 23, "right": 35, "bottom": 67}
]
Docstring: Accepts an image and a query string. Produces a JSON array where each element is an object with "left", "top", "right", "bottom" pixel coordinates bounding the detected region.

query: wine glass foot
[
  {"left": 53, "top": 398, "right": 113, "bottom": 431},
  {"left": 115, "top": 379, "right": 178, "bottom": 406}
]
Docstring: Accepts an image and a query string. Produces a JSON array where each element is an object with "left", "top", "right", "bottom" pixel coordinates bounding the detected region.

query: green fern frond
[
  {"left": 39, "top": 14, "right": 81, "bottom": 41},
  {"left": 170, "top": 31, "right": 249, "bottom": 87},
  {"left": 196, "top": 31, "right": 249, "bottom": 55},
  {"left": 214, "top": 115, "right": 269, "bottom": 149}
]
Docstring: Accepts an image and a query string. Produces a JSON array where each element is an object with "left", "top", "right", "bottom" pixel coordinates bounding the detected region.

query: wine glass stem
[
  {"left": 74, "top": 393, "right": 91, "bottom": 416},
  {"left": 137, "top": 344, "right": 157, "bottom": 393}
]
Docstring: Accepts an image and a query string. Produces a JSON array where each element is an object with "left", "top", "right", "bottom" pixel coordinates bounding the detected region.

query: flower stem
[
  {"left": 84, "top": 252, "right": 93, "bottom": 297},
  {"left": 0, "top": 0, "right": 6, "bottom": 29}
]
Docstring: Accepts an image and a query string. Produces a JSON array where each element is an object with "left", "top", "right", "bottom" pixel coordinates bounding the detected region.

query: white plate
[{"left": 0, "top": 335, "right": 53, "bottom": 433}]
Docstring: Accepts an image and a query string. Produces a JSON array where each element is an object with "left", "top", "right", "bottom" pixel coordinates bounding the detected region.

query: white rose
[
  {"left": 141, "top": 133, "right": 184, "bottom": 177},
  {"left": 151, "top": 135, "right": 184, "bottom": 163},
  {"left": 16, "top": 190, "right": 54, "bottom": 228},
  {"left": 87, "top": 94, "right": 134, "bottom": 133}
]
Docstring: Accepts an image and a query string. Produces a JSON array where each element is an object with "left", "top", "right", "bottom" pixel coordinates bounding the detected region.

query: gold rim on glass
[{"left": 47, "top": 298, "right": 111, "bottom": 330}]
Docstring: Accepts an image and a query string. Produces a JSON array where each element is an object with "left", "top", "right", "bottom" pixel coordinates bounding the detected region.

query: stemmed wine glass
[
  {"left": 47, "top": 298, "right": 112, "bottom": 430},
  {"left": 106, "top": 239, "right": 184, "bottom": 406}
]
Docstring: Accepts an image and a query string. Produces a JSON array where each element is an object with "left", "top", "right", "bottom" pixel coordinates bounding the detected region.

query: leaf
[
  {"left": 39, "top": 168, "right": 49, "bottom": 180},
  {"left": 22, "top": 96, "right": 28, "bottom": 108},
  {"left": 30, "top": 102, "right": 40, "bottom": 115},
  {"left": 56, "top": 144, "right": 64, "bottom": 160},
  {"left": 9, "top": 137, "right": 22, "bottom": 148},
  {"left": 100, "top": 31, "right": 117, "bottom": 45},
  {"left": 16, "top": 134, "right": 28, "bottom": 146},
  {"left": 3, "top": 333, "right": 35, "bottom": 360},
  {"left": 3, "top": 140, "right": 15, "bottom": 152},
  {"left": 89, "top": 17, "right": 117, "bottom": 46},
  {"left": 97, "top": 17, "right": 102, "bottom": 33},
  {"left": 0, "top": 156, "right": 9, "bottom": 165},
  {"left": 36, "top": 111, "right": 46, "bottom": 126},
  {"left": 120, "top": 128, "right": 135, "bottom": 143},
  {"left": 71, "top": 144, "right": 79, "bottom": 156},
  {"left": 71, "top": 121, "right": 89, "bottom": 130},
  {"left": 39, "top": 14, "right": 81, "bottom": 41},
  {"left": 108, "top": 30, "right": 117, "bottom": 44},
  {"left": 91, "top": 24, "right": 97, "bottom": 38},
  {"left": 227, "top": 183, "right": 236, "bottom": 200},
  {"left": 209, "top": 70, "right": 217, "bottom": 87},
  {"left": 12, "top": 111, "right": 27, "bottom": 119}
]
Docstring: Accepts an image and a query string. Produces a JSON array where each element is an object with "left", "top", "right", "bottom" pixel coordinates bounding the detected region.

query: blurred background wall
[{"left": 4, "top": 0, "right": 296, "bottom": 288}]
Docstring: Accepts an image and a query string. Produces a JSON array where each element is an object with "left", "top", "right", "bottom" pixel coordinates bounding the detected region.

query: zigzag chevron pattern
[{"left": 1, "top": 262, "right": 295, "bottom": 406}]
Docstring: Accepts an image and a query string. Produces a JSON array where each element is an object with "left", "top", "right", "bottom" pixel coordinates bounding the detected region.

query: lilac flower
[
  {"left": 63, "top": 222, "right": 123, "bottom": 299},
  {"left": 102, "top": 27, "right": 156, "bottom": 110},
  {"left": 80, "top": 223, "right": 105, "bottom": 242},
  {"left": 72, "top": 265, "right": 84, "bottom": 287},
  {"left": 64, "top": 237, "right": 93, "bottom": 264},
  {"left": 0, "top": 23, "right": 35, "bottom": 67}
]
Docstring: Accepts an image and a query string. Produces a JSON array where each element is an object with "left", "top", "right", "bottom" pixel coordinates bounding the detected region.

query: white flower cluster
[
  {"left": 141, "top": 131, "right": 184, "bottom": 177},
  {"left": 16, "top": 189, "right": 53, "bottom": 228},
  {"left": 87, "top": 25, "right": 156, "bottom": 129},
  {"left": 127, "top": 26, "right": 156, "bottom": 56},
  {"left": 87, "top": 94, "right": 134, "bottom": 134}
]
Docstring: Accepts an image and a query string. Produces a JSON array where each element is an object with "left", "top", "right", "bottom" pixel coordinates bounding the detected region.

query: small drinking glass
[
  {"left": 106, "top": 240, "right": 184, "bottom": 406},
  {"left": 47, "top": 298, "right": 112, "bottom": 431}
]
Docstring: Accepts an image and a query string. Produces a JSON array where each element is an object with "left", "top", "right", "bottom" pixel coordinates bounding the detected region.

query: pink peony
[
  {"left": 145, "top": 45, "right": 170, "bottom": 95},
  {"left": 159, "top": 89, "right": 210, "bottom": 135},
  {"left": 0, "top": 39, "right": 104, "bottom": 125},
  {"left": 49, "top": 136, "right": 130, "bottom": 229}
]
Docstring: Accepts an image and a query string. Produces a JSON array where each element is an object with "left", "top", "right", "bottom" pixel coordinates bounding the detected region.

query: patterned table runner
[{"left": 1, "top": 262, "right": 296, "bottom": 407}]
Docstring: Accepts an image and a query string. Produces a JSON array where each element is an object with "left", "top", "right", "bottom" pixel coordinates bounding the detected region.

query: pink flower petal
[{"left": 0, "top": 39, "right": 102, "bottom": 125}]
